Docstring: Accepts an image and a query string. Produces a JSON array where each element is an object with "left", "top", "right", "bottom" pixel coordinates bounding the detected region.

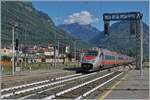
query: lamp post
[
  {"left": 24, "top": 24, "right": 28, "bottom": 69},
  {"left": 12, "top": 23, "right": 18, "bottom": 75},
  {"left": 54, "top": 32, "right": 56, "bottom": 67},
  {"left": 12, "top": 25, "right": 15, "bottom": 75},
  {"left": 74, "top": 40, "right": 76, "bottom": 61},
  {"left": 140, "top": 19, "right": 143, "bottom": 77}
]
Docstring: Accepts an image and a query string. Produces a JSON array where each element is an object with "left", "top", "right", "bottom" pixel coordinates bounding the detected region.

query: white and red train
[{"left": 80, "top": 47, "right": 135, "bottom": 72}]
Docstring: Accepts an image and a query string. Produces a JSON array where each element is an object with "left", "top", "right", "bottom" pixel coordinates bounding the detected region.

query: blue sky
[{"left": 32, "top": 1, "right": 149, "bottom": 31}]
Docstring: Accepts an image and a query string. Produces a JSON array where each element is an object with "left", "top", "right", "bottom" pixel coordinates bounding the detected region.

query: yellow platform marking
[{"left": 98, "top": 73, "right": 128, "bottom": 100}]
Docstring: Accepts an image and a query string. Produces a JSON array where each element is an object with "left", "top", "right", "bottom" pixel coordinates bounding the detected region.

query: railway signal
[
  {"left": 103, "top": 12, "right": 143, "bottom": 77},
  {"left": 130, "top": 21, "right": 137, "bottom": 35},
  {"left": 104, "top": 21, "right": 110, "bottom": 36},
  {"left": 15, "top": 39, "right": 19, "bottom": 50}
]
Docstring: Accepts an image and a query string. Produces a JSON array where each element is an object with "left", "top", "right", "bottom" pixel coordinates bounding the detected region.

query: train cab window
[{"left": 85, "top": 51, "right": 98, "bottom": 56}]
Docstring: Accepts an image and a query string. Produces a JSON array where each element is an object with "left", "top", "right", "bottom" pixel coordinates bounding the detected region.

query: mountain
[
  {"left": 90, "top": 21, "right": 149, "bottom": 57},
  {"left": 1, "top": 1, "right": 90, "bottom": 49},
  {"left": 58, "top": 23, "right": 100, "bottom": 42}
]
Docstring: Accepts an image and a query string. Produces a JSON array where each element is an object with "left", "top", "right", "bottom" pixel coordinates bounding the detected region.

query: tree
[
  {"left": 2, "top": 55, "right": 11, "bottom": 61},
  {"left": 128, "top": 49, "right": 134, "bottom": 57}
]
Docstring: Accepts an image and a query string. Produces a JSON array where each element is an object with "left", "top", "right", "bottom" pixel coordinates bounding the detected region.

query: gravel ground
[
  {"left": 25, "top": 71, "right": 108, "bottom": 99},
  {"left": 1, "top": 69, "right": 77, "bottom": 89},
  {"left": 54, "top": 71, "right": 121, "bottom": 99},
  {"left": 3, "top": 70, "right": 109, "bottom": 99}
]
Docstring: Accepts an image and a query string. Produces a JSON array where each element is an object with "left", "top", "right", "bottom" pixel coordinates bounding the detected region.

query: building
[{"left": 1, "top": 48, "right": 13, "bottom": 56}]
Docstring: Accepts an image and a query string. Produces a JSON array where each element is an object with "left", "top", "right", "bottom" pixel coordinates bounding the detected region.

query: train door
[
  {"left": 115, "top": 55, "right": 118, "bottom": 66},
  {"left": 99, "top": 49, "right": 104, "bottom": 70}
]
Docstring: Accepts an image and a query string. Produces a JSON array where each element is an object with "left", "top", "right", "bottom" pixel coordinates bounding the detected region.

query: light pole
[
  {"left": 24, "top": 31, "right": 26, "bottom": 68},
  {"left": 54, "top": 32, "right": 56, "bottom": 67},
  {"left": 57, "top": 40, "right": 59, "bottom": 64},
  {"left": 12, "top": 23, "right": 18, "bottom": 75},
  {"left": 140, "top": 19, "right": 143, "bottom": 77},
  {"left": 24, "top": 25, "right": 27, "bottom": 68},
  {"left": 12, "top": 26, "right": 15, "bottom": 75},
  {"left": 74, "top": 40, "right": 76, "bottom": 61}
]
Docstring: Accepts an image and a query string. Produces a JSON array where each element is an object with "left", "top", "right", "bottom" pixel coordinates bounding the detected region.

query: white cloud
[{"left": 64, "top": 11, "right": 99, "bottom": 25}]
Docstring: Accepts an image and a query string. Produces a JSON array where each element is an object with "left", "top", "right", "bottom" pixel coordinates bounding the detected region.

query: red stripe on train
[
  {"left": 84, "top": 56, "right": 95, "bottom": 61},
  {"left": 101, "top": 60, "right": 116, "bottom": 65}
]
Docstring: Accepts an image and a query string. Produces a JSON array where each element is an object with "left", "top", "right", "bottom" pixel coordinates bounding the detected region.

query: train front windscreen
[
  {"left": 85, "top": 51, "right": 98, "bottom": 56},
  {"left": 81, "top": 51, "right": 98, "bottom": 62}
]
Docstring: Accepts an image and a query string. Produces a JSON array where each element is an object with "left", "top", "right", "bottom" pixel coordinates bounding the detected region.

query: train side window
[
  {"left": 105, "top": 55, "right": 108, "bottom": 60},
  {"left": 119, "top": 57, "right": 124, "bottom": 60},
  {"left": 105, "top": 55, "right": 115, "bottom": 60}
]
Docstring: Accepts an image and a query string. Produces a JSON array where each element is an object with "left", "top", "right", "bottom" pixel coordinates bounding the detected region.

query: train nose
[{"left": 81, "top": 63, "right": 93, "bottom": 70}]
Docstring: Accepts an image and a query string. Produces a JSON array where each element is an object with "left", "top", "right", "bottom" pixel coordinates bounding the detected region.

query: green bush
[{"left": 2, "top": 55, "right": 11, "bottom": 61}]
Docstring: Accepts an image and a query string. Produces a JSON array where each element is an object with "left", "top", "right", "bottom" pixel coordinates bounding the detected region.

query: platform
[{"left": 98, "top": 68, "right": 149, "bottom": 99}]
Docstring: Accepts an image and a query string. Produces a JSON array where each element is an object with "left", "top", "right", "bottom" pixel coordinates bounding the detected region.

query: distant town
[{"left": 1, "top": 43, "right": 75, "bottom": 64}]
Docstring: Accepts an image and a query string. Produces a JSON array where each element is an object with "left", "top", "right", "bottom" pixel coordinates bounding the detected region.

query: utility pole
[
  {"left": 24, "top": 28, "right": 27, "bottom": 68},
  {"left": 57, "top": 40, "right": 59, "bottom": 64},
  {"left": 74, "top": 40, "right": 76, "bottom": 61},
  {"left": 135, "top": 19, "right": 143, "bottom": 77},
  {"left": 12, "top": 23, "right": 18, "bottom": 75},
  {"left": 54, "top": 32, "right": 56, "bottom": 67},
  {"left": 140, "top": 19, "right": 143, "bottom": 77},
  {"left": 12, "top": 26, "right": 15, "bottom": 75}
]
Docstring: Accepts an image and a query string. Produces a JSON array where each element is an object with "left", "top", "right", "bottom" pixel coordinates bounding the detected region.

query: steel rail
[{"left": 1, "top": 72, "right": 97, "bottom": 99}]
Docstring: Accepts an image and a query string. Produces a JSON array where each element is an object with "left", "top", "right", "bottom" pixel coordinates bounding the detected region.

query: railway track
[
  {"left": 1, "top": 68, "right": 127, "bottom": 99},
  {"left": 45, "top": 71, "right": 123, "bottom": 99},
  {"left": 1, "top": 73, "right": 81, "bottom": 93},
  {"left": 1, "top": 73, "right": 82, "bottom": 98},
  {"left": 1, "top": 70, "right": 103, "bottom": 99}
]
